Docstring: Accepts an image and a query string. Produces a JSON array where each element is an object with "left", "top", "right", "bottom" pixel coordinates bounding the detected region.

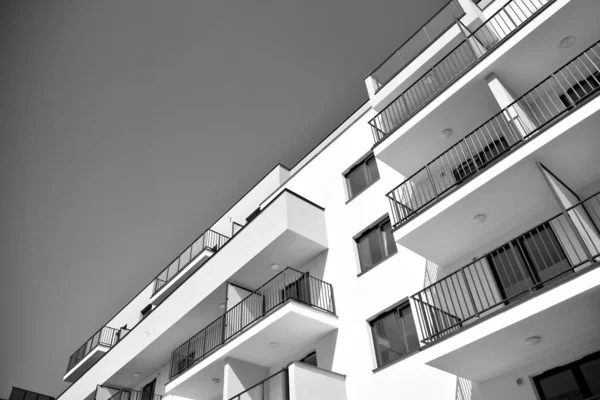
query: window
[
  {"left": 533, "top": 350, "right": 600, "bottom": 400},
  {"left": 370, "top": 302, "right": 419, "bottom": 368},
  {"left": 356, "top": 218, "right": 397, "bottom": 273},
  {"left": 345, "top": 154, "right": 380, "bottom": 200},
  {"left": 486, "top": 222, "right": 570, "bottom": 303}
]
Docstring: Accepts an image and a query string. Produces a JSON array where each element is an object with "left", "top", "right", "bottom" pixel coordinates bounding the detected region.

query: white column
[
  {"left": 485, "top": 73, "right": 536, "bottom": 138},
  {"left": 537, "top": 162, "right": 600, "bottom": 268}
]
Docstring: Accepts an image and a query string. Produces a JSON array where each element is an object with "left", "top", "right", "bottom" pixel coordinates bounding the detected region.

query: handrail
[
  {"left": 411, "top": 190, "right": 600, "bottom": 344},
  {"left": 386, "top": 39, "right": 600, "bottom": 228},
  {"left": 370, "top": 0, "right": 555, "bottom": 144},
  {"left": 152, "top": 228, "right": 230, "bottom": 295},
  {"left": 366, "top": 0, "right": 465, "bottom": 92},
  {"left": 65, "top": 326, "right": 120, "bottom": 374},
  {"left": 168, "top": 267, "right": 335, "bottom": 379},
  {"left": 229, "top": 368, "right": 289, "bottom": 400}
]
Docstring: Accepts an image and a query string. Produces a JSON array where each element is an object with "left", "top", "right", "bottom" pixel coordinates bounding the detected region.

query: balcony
[
  {"left": 365, "top": 0, "right": 466, "bottom": 96},
  {"left": 386, "top": 40, "right": 600, "bottom": 264},
  {"left": 64, "top": 326, "right": 120, "bottom": 382},
  {"left": 369, "top": 0, "right": 554, "bottom": 146},
  {"left": 150, "top": 229, "right": 230, "bottom": 305},
  {"left": 228, "top": 363, "right": 347, "bottom": 400},
  {"left": 95, "top": 385, "right": 162, "bottom": 400},
  {"left": 165, "top": 268, "right": 337, "bottom": 395},
  {"left": 410, "top": 191, "right": 600, "bottom": 381}
]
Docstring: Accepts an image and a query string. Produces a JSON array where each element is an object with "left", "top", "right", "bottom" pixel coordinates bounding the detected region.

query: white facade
[{"left": 52, "top": 0, "right": 600, "bottom": 400}]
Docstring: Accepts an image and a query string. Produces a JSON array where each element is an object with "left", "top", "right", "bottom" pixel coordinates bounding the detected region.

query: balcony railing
[
  {"left": 153, "top": 229, "right": 230, "bottom": 295},
  {"left": 229, "top": 368, "right": 289, "bottom": 400},
  {"left": 96, "top": 386, "right": 162, "bottom": 400},
  {"left": 370, "top": 0, "right": 554, "bottom": 144},
  {"left": 387, "top": 40, "right": 600, "bottom": 228},
  {"left": 66, "top": 326, "right": 120, "bottom": 374},
  {"left": 412, "top": 190, "right": 600, "bottom": 345},
  {"left": 366, "top": 0, "right": 466, "bottom": 94},
  {"left": 169, "top": 268, "right": 335, "bottom": 379}
]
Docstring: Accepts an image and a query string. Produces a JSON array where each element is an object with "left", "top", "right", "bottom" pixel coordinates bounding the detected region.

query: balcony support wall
[
  {"left": 223, "top": 358, "right": 269, "bottom": 400},
  {"left": 485, "top": 73, "right": 536, "bottom": 137},
  {"left": 537, "top": 162, "right": 600, "bottom": 266},
  {"left": 456, "top": 0, "right": 485, "bottom": 22}
]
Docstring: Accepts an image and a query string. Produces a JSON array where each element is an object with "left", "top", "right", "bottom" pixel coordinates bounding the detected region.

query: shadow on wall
[
  {"left": 456, "top": 377, "right": 474, "bottom": 400},
  {"left": 423, "top": 259, "right": 440, "bottom": 287}
]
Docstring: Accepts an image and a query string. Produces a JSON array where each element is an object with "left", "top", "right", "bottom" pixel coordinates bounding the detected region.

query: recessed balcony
[
  {"left": 228, "top": 362, "right": 347, "bottom": 400},
  {"left": 64, "top": 326, "right": 121, "bottom": 382},
  {"left": 386, "top": 40, "right": 600, "bottom": 265},
  {"left": 410, "top": 191, "right": 600, "bottom": 381},
  {"left": 150, "top": 229, "right": 230, "bottom": 305},
  {"left": 165, "top": 268, "right": 337, "bottom": 396}
]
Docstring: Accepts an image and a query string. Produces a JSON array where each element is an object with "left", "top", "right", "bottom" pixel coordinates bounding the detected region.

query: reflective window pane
[{"left": 371, "top": 304, "right": 419, "bottom": 368}]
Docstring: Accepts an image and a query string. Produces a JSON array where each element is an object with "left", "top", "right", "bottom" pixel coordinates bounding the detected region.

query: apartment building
[{"left": 50, "top": 0, "right": 600, "bottom": 399}]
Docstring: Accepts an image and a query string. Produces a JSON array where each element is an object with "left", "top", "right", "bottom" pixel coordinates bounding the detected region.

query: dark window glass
[
  {"left": 300, "top": 351, "right": 318, "bottom": 367},
  {"left": 371, "top": 303, "right": 419, "bottom": 368},
  {"left": 581, "top": 357, "right": 600, "bottom": 396},
  {"left": 534, "top": 350, "right": 600, "bottom": 400},
  {"left": 345, "top": 155, "right": 380, "bottom": 199},
  {"left": 356, "top": 218, "right": 397, "bottom": 273},
  {"left": 487, "top": 223, "right": 570, "bottom": 303},
  {"left": 9, "top": 388, "right": 26, "bottom": 400}
]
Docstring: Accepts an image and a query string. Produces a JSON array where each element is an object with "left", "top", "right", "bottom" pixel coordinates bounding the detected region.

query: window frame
[
  {"left": 369, "top": 300, "right": 420, "bottom": 369},
  {"left": 355, "top": 216, "right": 398, "bottom": 274},
  {"left": 344, "top": 153, "right": 380, "bottom": 201},
  {"left": 533, "top": 349, "right": 600, "bottom": 400}
]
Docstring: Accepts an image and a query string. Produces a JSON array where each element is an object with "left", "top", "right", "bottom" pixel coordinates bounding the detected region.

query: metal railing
[
  {"left": 66, "top": 326, "right": 120, "bottom": 374},
  {"left": 96, "top": 386, "right": 162, "bottom": 400},
  {"left": 153, "top": 229, "right": 230, "bottom": 295},
  {"left": 412, "top": 191, "right": 600, "bottom": 344},
  {"left": 387, "top": 40, "right": 600, "bottom": 228},
  {"left": 169, "top": 268, "right": 335, "bottom": 379},
  {"left": 367, "top": 0, "right": 466, "bottom": 93},
  {"left": 370, "top": 0, "right": 554, "bottom": 144},
  {"left": 9, "top": 388, "right": 53, "bottom": 400},
  {"left": 229, "top": 368, "right": 289, "bottom": 400}
]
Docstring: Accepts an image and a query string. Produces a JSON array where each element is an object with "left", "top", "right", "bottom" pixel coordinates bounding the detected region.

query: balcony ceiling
[{"left": 396, "top": 99, "right": 600, "bottom": 268}]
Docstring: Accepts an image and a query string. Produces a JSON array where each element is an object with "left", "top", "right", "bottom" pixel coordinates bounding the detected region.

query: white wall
[
  {"left": 288, "top": 362, "right": 346, "bottom": 400},
  {"left": 470, "top": 333, "right": 600, "bottom": 400}
]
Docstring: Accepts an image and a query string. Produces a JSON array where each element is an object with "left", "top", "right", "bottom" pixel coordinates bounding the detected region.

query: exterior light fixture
[
  {"left": 219, "top": 303, "right": 226, "bottom": 309},
  {"left": 270, "top": 264, "right": 280, "bottom": 271},
  {"left": 440, "top": 128, "right": 453, "bottom": 139},
  {"left": 269, "top": 341, "right": 280, "bottom": 348},
  {"left": 559, "top": 36, "right": 575, "bottom": 49},
  {"left": 211, "top": 378, "right": 220, "bottom": 384},
  {"left": 133, "top": 372, "right": 141, "bottom": 377},
  {"left": 525, "top": 336, "right": 542, "bottom": 346},
  {"left": 472, "top": 214, "right": 487, "bottom": 224}
]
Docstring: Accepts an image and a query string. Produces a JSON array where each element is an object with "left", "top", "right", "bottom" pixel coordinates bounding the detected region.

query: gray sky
[{"left": 0, "top": 0, "right": 445, "bottom": 396}]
